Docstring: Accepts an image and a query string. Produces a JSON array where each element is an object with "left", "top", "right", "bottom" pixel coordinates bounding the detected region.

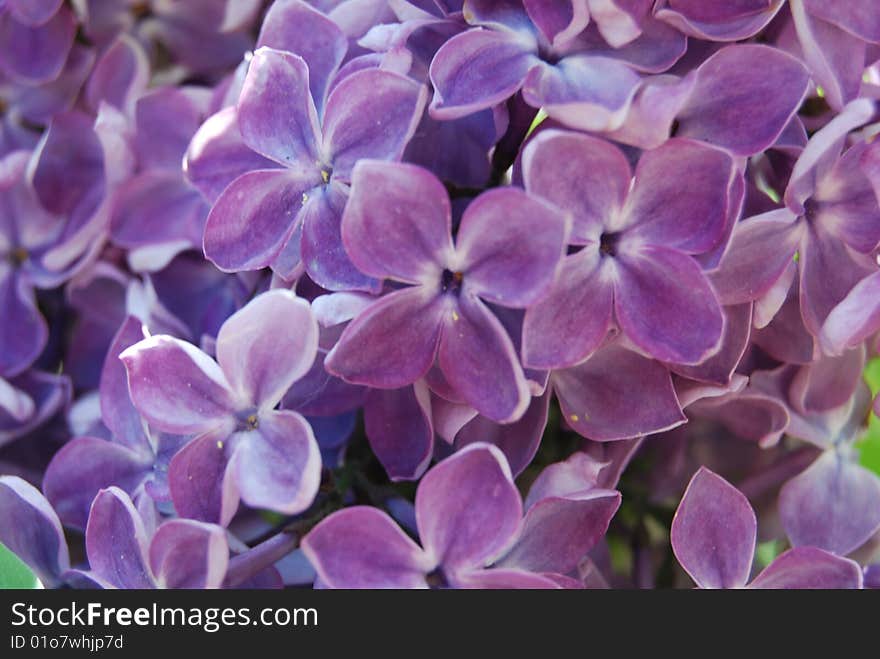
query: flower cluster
[{"left": 2, "top": 0, "right": 880, "bottom": 590}]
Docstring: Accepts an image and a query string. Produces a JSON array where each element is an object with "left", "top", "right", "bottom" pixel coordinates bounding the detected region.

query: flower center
[
  {"left": 7, "top": 247, "right": 27, "bottom": 266},
  {"left": 426, "top": 567, "right": 450, "bottom": 589},
  {"left": 131, "top": 1, "right": 152, "bottom": 18},
  {"left": 802, "top": 198, "right": 819, "bottom": 223},
  {"left": 320, "top": 166, "right": 333, "bottom": 185},
  {"left": 599, "top": 232, "right": 620, "bottom": 257},
  {"left": 440, "top": 268, "right": 464, "bottom": 294},
  {"left": 236, "top": 410, "right": 260, "bottom": 432}
]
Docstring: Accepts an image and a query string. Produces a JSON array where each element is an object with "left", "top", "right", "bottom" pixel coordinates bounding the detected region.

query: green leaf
[
  {"left": 857, "top": 358, "right": 880, "bottom": 477},
  {"left": 0, "top": 541, "right": 39, "bottom": 589},
  {"left": 755, "top": 539, "right": 782, "bottom": 569}
]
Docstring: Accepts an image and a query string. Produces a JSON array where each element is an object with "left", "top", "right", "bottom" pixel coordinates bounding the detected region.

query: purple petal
[
  {"left": 498, "top": 491, "right": 621, "bottom": 575},
  {"left": 522, "top": 129, "right": 631, "bottom": 242},
  {"left": 456, "top": 187, "right": 568, "bottom": 307},
  {"left": 216, "top": 290, "right": 318, "bottom": 409},
  {"left": 237, "top": 47, "right": 322, "bottom": 167},
  {"left": 0, "top": 266, "right": 47, "bottom": 378},
  {"left": 429, "top": 27, "right": 537, "bottom": 119},
  {"left": 0, "top": 476, "right": 69, "bottom": 587},
  {"left": 656, "top": 0, "right": 784, "bottom": 41},
  {"left": 232, "top": 410, "right": 321, "bottom": 515},
  {"left": 522, "top": 56, "right": 640, "bottom": 132},
  {"left": 149, "top": 520, "right": 228, "bottom": 589},
  {"left": 300, "top": 180, "right": 379, "bottom": 291},
  {"left": 552, "top": 342, "right": 686, "bottom": 441},
  {"left": 85, "top": 487, "right": 153, "bottom": 589},
  {"left": 676, "top": 45, "right": 810, "bottom": 156},
  {"left": 0, "top": 7, "right": 75, "bottom": 84},
  {"left": 168, "top": 430, "right": 239, "bottom": 526},
  {"left": 821, "top": 271, "right": 880, "bottom": 354},
  {"left": 325, "top": 286, "right": 445, "bottom": 389},
  {"left": 789, "top": 347, "right": 865, "bottom": 414},
  {"left": 120, "top": 335, "right": 237, "bottom": 435},
  {"left": 111, "top": 173, "right": 207, "bottom": 250},
  {"left": 614, "top": 245, "right": 724, "bottom": 365},
  {"left": 452, "top": 568, "right": 561, "bottom": 589},
  {"left": 750, "top": 547, "right": 863, "bottom": 589},
  {"left": 257, "top": 0, "right": 347, "bottom": 111},
  {"left": 671, "top": 467, "right": 756, "bottom": 589},
  {"left": 322, "top": 68, "right": 427, "bottom": 179},
  {"left": 779, "top": 451, "right": 880, "bottom": 556},
  {"left": 455, "top": 390, "right": 551, "bottom": 477},
  {"left": 342, "top": 160, "right": 452, "bottom": 283},
  {"left": 416, "top": 444, "right": 522, "bottom": 572},
  {"left": 522, "top": 249, "right": 614, "bottom": 369},
  {"left": 803, "top": 0, "right": 880, "bottom": 43},
  {"left": 523, "top": 0, "right": 590, "bottom": 46},
  {"left": 439, "top": 294, "right": 530, "bottom": 423},
  {"left": 43, "top": 437, "right": 152, "bottom": 531},
  {"left": 302, "top": 506, "right": 432, "bottom": 588},
  {"left": 203, "top": 168, "right": 319, "bottom": 273},
  {"left": 6, "top": 0, "right": 63, "bottom": 26},
  {"left": 709, "top": 210, "right": 802, "bottom": 305},
  {"left": 84, "top": 34, "right": 149, "bottom": 114},
  {"left": 671, "top": 303, "right": 752, "bottom": 386},
  {"left": 798, "top": 222, "right": 875, "bottom": 338},
  {"left": 364, "top": 384, "right": 434, "bottom": 481},
  {"left": 134, "top": 87, "right": 209, "bottom": 171},
  {"left": 626, "top": 139, "right": 735, "bottom": 255},
  {"left": 183, "top": 107, "right": 278, "bottom": 204}
]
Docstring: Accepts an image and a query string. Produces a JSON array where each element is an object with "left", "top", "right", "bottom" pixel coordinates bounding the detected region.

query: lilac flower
[
  {"left": 203, "top": 45, "right": 427, "bottom": 290},
  {"left": 711, "top": 99, "right": 880, "bottom": 343},
  {"left": 120, "top": 289, "right": 322, "bottom": 525},
  {"left": 520, "top": 130, "right": 736, "bottom": 369},
  {"left": 654, "top": 0, "right": 786, "bottom": 41},
  {"left": 44, "top": 317, "right": 186, "bottom": 530},
  {"left": 0, "top": 475, "right": 69, "bottom": 587},
  {"left": 324, "top": 160, "right": 569, "bottom": 422},
  {"left": 672, "top": 467, "right": 863, "bottom": 588},
  {"left": 429, "top": 0, "right": 686, "bottom": 129},
  {"left": 0, "top": 0, "right": 76, "bottom": 84},
  {"left": 302, "top": 443, "right": 620, "bottom": 588},
  {"left": 110, "top": 87, "right": 213, "bottom": 271},
  {"left": 72, "top": 487, "right": 228, "bottom": 589}
]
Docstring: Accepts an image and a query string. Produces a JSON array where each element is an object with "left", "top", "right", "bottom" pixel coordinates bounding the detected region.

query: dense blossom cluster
[{"left": 2, "top": 0, "right": 880, "bottom": 590}]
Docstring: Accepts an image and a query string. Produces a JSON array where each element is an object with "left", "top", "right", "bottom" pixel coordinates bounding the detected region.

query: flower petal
[
  {"left": 498, "top": 490, "right": 621, "bottom": 575},
  {"left": 779, "top": 451, "right": 880, "bottom": 556},
  {"left": 85, "top": 487, "right": 153, "bottom": 589},
  {"left": 676, "top": 45, "right": 810, "bottom": 156},
  {"left": 257, "top": 0, "right": 347, "bottom": 112},
  {"left": 149, "top": 520, "right": 229, "bottom": 589},
  {"left": 522, "top": 249, "right": 614, "bottom": 369},
  {"left": 429, "top": 27, "right": 537, "bottom": 120},
  {"left": 364, "top": 384, "right": 434, "bottom": 481},
  {"left": 232, "top": 410, "right": 321, "bottom": 515},
  {"left": 625, "top": 138, "right": 735, "bottom": 254},
  {"left": 120, "top": 335, "right": 237, "bottom": 435},
  {"left": 522, "top": 129, "right": 631, "bottom": 242},
  {"left": 325, "top": 286, "right": 445, "bottom": 389},
  {"left": 216, "top": 290, "right": 318, "bottom": 409},
  {"left": 322, "top": 68, "right": 427, "bottom": 180},
  {"left": 614, "top": 245, "right": 724, "bottom": 365},
  {"left": 416, "top": 444, "right": 522, "bottom": 572},
  {"left": 0, "top": 476, "right": 69, "bottom": 587},
  {"left": 237, "top": 47, "right": 322, "bottom": 167},
  {"left": 43, "top": 437, "right": 152, "bottom": 531},
  {"left": 552, "top": 342, "right": 686, "bottom": 441},
  {"left": 302, "top": 506, "right": 432, "bottom": 588},
  {"left": 168, "top": 430, "right": 239, "bottom": 526},
  {"left": 203, "top": 168, "right": 318, "bottom": 273},
  {"left": 0, "top": 265, "right": 47, "bottom": 378},
  {"left": 341, "top": 160, "right": 452, "bottom": 284},
  {"left": 749, "top": 547, "right": 863, "bottom": 589},
  {"left": 671, "top": 467, "right": 756, "bottom": 589},
  {"left": 438, "top": 294, "right": 530, "bottom": 423}
]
